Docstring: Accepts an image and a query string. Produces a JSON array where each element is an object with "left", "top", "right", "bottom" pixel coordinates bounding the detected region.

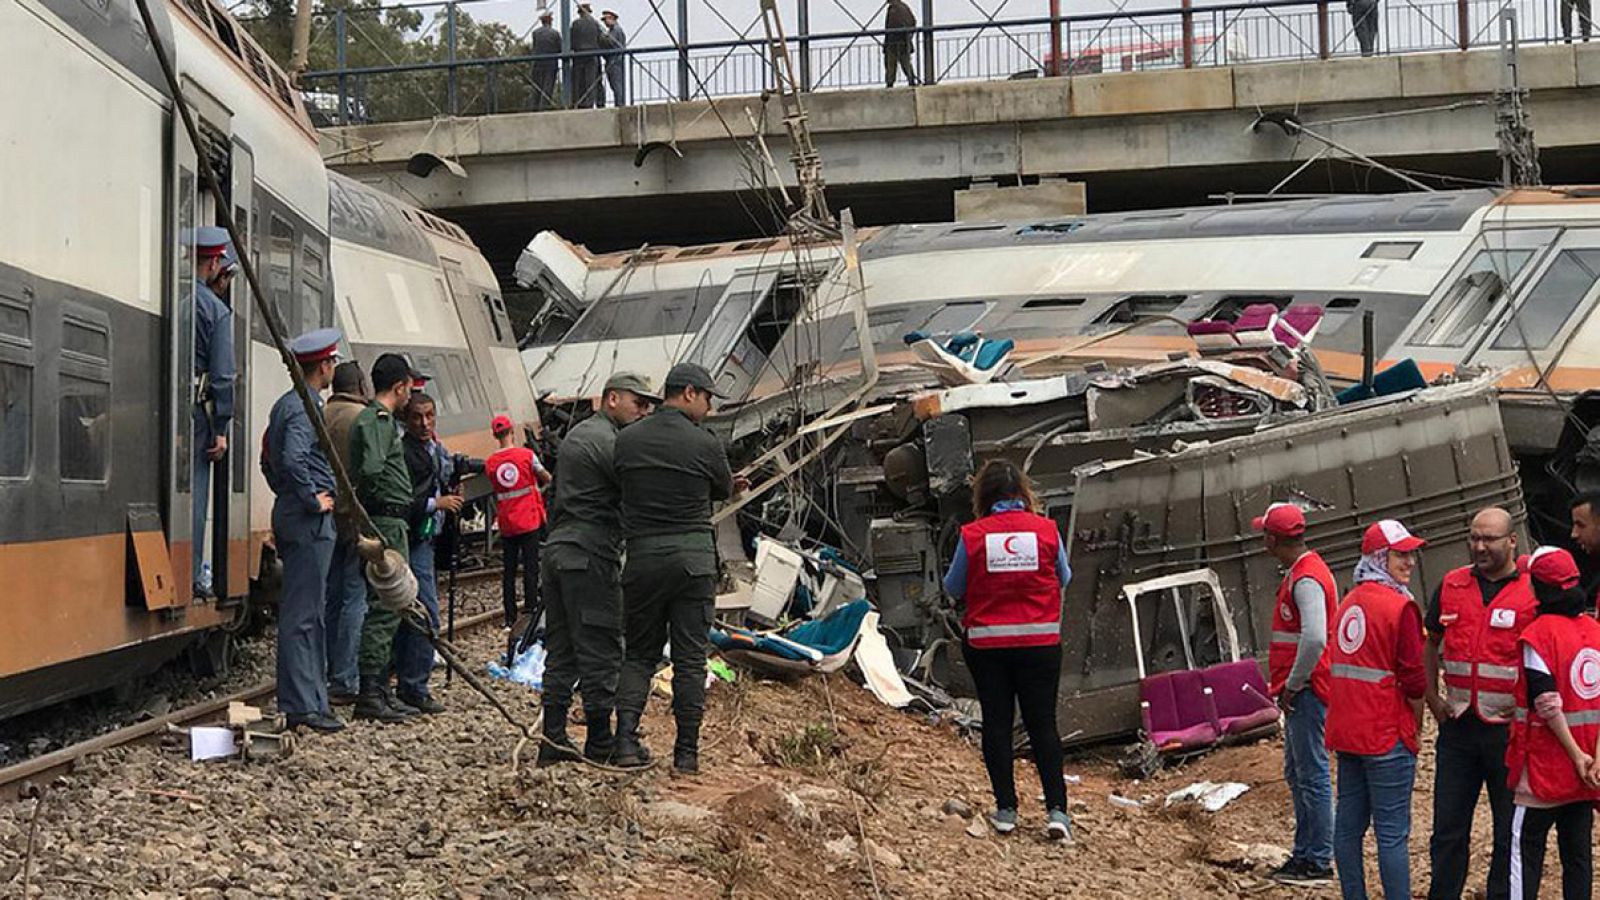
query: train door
[
  {"left": 1388, "top": 228, "right": 1557, "bottom": 369},
  {"left": 681, "top": 269, "right": 791, "bottom": 400},
  {"left": 223, "top": 141, "right": 254, "bottom": 600},
  {"left": 440, "top": 256, "right": 510, "bottom": 412},
  {"left": 167, "top": 80, "right": 234, "bottom": 602},
  {"left": 1466, "top": 228, "right": 1600, "bottom": 377}
]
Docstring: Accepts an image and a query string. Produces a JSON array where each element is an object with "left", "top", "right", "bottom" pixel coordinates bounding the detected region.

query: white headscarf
[{"left": 1353, "top": 549, "right": 1412, "bottom": 600}]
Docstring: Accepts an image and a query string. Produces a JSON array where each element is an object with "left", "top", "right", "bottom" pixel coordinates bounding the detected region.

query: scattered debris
[
  {"left": 1107, "top": 794, "right": 1144, "bottom": 810},
  {"left": 1164, "top": 781, "right": 1251, "bottom": 812},
  {"left": 186, "top": 727, "right": 235, "bottom": 762},
  {"left": 1203, "top": 839, "right": 1293, "bottom": 872},
  {"left": 225, "top": 701, "right": 263, "bottom": 727},
  {"left": 941, "top": 797, "right": 974, "bottom": 819}
]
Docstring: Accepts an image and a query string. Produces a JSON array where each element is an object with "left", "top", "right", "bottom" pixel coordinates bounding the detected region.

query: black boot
[
  {"left": 672, "top": 720, "right": 700, "bottom": 775},
  {"left": 382, "top": 683, "right": 420, "bottom": 718},
  {"left": 612, "top": 710, "right": 651, "bottom": 768},
  {"left": 353, "top": 674, "right": 409, "bottom": 723},
  {"left": 396, "top": 689, "right": 445, "bottom": 715},
  {"left": 536, "top": 706, "right": 583, "bottom": 767},
  {"left": 582, "top": 707, "right": 616, "bottom": 763}
]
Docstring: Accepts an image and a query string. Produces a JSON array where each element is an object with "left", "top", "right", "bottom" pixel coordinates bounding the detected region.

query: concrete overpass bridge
[{"left": 323, "top": 42, "right": 1600, "bottom": 287}]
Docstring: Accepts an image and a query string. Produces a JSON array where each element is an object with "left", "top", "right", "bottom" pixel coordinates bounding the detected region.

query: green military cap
[{"left": 604, "top": 371, "right": 661, "bottom": 402}]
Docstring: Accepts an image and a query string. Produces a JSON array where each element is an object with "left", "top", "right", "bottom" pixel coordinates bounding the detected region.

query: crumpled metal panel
[{"left": 1054, "top": 377, "right": 1521, "bottom": 744}]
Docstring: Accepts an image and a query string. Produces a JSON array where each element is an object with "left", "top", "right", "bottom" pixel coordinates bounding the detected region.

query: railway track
[{"left": 0, "top": 607, "right": 506, "bottom": 801}]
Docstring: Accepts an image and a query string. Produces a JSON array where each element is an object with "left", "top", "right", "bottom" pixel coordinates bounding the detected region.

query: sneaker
[
  {"left": 989, "top": 808, "right": 1017, "bottom": 835},
  {"left": 1045, "top": 809, "right": 1074, "bottom": 844},
  {"left": 1275, "top": 859, "right": 1335, "bottom": 886}
]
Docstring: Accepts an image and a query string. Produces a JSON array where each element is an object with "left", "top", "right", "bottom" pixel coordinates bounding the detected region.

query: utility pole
[
  {"left": 759, "top": 0, "right": 832, "bottom": 229},
  {"left": 1495, "top": 8, "right": 1542, "bottom": 187},
  {"left": 289, "top": 0, "right": 314, "bottom": 80}
]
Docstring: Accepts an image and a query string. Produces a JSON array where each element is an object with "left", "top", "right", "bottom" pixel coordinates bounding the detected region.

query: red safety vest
[
  {"left": 1325, "top": 582, "right": 1421, "bottom": 756},
  {"left": 1269, "top": 551, "right": 1339, "bottom": 702},
  {"left": 1437, "top": 566, "right": 1536, "bottom": 723},
  {"left": 960, "top": 510, "right": 1062, "bottom": 649},
  {"left": 1505, "top": 614, "right": 1600, "bottom": 804},
  {"left": 485, "top": 446, "right": 546, "bottom": 537}
]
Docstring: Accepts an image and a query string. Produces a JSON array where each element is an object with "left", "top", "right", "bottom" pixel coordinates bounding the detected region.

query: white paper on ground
[
  {"left": 190, "top": 726, "right": 237, "bottom": 761},
  {"left": 1164, "top": 780, "right": 1251, "bottom": 812},
  {"left": 854, "top": 611, "right": 913, "bottom": 708}
]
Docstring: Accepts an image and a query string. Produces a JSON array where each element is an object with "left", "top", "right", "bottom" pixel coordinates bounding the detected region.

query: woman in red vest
[
  {"left": 1327, "top": 520, "right": 1428, "bottom": 900},
  {"left": 942, "top": 459, "right": 1073, "bottom": 842},
  {"left": 1504, "top": 546, "right": 1600, "bottom": 900}
]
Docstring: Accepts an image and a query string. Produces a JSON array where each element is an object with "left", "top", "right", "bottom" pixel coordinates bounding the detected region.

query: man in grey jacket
[
  {"left": 530, "top": 8, "right": 562, "bottom": 110},
  {"left": 600, "top": 9, "right": 627, "bottom": 107},
  {"left": 570, "top": 2, "right": 603, "bottom": 109}
]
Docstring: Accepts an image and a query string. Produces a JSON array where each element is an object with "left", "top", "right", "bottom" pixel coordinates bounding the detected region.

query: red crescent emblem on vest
[
  {"left": 1338, "top": 605, "right": 1367, "bottom": 655},
  {"left": 1003, "top": 536, "right": 1020, "bottom": 554},
  {"left": 495, "top": 461, "right": 520, "bottom": 488},
  {"left": 1572, "top": 648, "right": 1600, "bottom": 701}
]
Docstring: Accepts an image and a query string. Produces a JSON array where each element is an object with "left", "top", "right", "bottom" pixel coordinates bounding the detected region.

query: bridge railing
[{"left": 287, "top": 0, "right": 1577, "bottom": 126}]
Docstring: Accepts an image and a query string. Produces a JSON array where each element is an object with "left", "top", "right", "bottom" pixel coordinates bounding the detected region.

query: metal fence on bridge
[{"left": 281, "top": 0, "right": 1583, "bottom": 126}]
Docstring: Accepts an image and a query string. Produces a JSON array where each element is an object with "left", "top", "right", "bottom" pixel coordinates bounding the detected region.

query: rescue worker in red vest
[
  {"left": 941, "top": 459, "right": 1073, "bottom": 842},
  {"left": 485, "top": 415, "right": 551, "bottom": 630},
  {"left": 1327, "top": 519, "right": 1428, "bottom": 900},
  {"left": 1423, "top": 506, "right": 1531, "bottom": 900},
  {"left": 1255, "top": 502, "right": 1337, "bottom": 886},
  {"left": 1504, "top": 546, "right": 1600, "bottom": 900}
]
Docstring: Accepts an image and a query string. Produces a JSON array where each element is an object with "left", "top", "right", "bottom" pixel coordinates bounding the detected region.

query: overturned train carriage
[{"left": 861, "top": 377, "right": 1518, "bottom": 745}]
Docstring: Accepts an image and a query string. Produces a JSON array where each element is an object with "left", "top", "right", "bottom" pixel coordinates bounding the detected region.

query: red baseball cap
[
  {"left": 1361, "top": 519, "right": 1426, "bottom": 555},
  {"left": 1522, "top": 546, "right": 1581, "bottom": 589},
  {"left": 1252, "top": 502, "right": 1306, "bottom": 537},
  {"left": 491, "top": 415, "right": 513, "bottom": 435}
]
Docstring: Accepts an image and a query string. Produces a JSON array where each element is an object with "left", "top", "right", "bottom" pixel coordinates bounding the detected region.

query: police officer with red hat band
[
  {"left": 260, "top": 328, "right": 345, "bottom": 733},
  {"left": 1255, "top": 502, "right": 1336, "bottom": 886},
  {"left": 191, "top": 226, "right": 236, "bottom": 600},
  {"left": 1328, "top": 519, "right": 1429, "bottom": 900},
  {"left": 1422, "top": 507, "right": 1531, "bottom": 900},
  {"left": 1505, "top": 546, "right": 1600, "bottom": 900}
]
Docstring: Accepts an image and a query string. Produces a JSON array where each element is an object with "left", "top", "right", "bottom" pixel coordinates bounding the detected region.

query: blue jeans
[
  {"left": 1285, "top": 691, "right": 1334, "bottom": 867},
  {"left": 1336, "top": 742, "right": 1417, "bottom": 900},
  {"left": 323, "top": 537, "right": 366, "bottom": 697},
  {"left": 393, "top": 538, "right": 440, "bottom": 699},
  {"left": 192, "top": 435, "right": 211, "bottom": 591}
]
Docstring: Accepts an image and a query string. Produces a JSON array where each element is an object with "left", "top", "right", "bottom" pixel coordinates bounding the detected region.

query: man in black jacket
[
  {"left": 884, "top": 0, "right": 919, "bottom": 87},
  {"left": 531, "top": 8, "right": 562, "bottom": 110},
  {"left": 394, "top": 391, "right": 481, "bottom": 712},
  {"left": 570, "top": 2, "right": 603, "bottom": 108}
]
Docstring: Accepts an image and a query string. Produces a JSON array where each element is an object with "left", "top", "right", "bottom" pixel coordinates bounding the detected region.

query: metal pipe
[
  {"left": 920, "top": 0, "right": 935, "bottom": 86},
  {"left": 335, "top": 10, "right": 348, "bottom": 125},
  {"left": 1048, "top": 0, "right": 1062, "bottom": 76},
  {"left": 1362, "top": 309, "right": 1376, "bottom": 390},
  {"left": 560, "top": 1, "right": 572, "bottom": 106},
  {"left": 1181, "top": 0, "right": 1195, "bottom": 68},
  {"left": 678, "top": 0, "right": 691, "bottom": 102},
  {"left": 1317, "top": 0, "right": 1331, "bottom": 59},
  {"left": 798, "top": 0, "right": 812, "bottom": 92},
  {"left": 1457, "top": 0, "right": 1470, "bottom": 50},
  {"left": 446, "top": 1, "right": 458, "bottom": 116}
]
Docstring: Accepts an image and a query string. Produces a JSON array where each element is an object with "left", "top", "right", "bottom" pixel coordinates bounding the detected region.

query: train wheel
[{"left": 187, "top": 630, "right": 234, "bottom": 681}]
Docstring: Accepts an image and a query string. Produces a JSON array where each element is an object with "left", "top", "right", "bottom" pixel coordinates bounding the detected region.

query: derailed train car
[{"left": 0, "top": 0, "right": 534, "bottom": 718}]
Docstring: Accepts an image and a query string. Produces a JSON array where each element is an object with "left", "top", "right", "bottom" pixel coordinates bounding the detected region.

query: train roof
[
  {"left": 859, "top": 190, "right": 1498, "bottom": 261},
  {"left": 168, "top": 0, "right": 316, "bottom": 137}
]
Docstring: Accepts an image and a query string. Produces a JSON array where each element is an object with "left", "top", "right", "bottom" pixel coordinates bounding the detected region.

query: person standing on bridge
[
  {"left": 570, "top": 2, "right": 603, "bottom": 109},
  {"left": 1423, "top": 507, "right": 1531, "bottom": 900},
  {"left": 531, "top": 9, "right": 562, "bottom": 111},
  {"left": 1348, "top": 0, "right": 1380, "bottom": 56},
  {"left": 884, "top": 0, "right": 919, "bottom": 88},
  {"left": 1328, "top": 520, "right": 1428, "bottom": 900},
  {"left": 261, "top": 328, "right": 344, "bottom": 734},
  {"left": 1561, "top": 0, "right": 1592, "bottom": 42},
  {"left": 600, "top": 9, "right": 627, "bottom": 107},
  {"left": 942, "top": 459, "right": 1073, "bottom": 843}
]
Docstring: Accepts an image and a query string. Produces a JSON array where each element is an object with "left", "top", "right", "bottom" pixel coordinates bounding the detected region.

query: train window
[
  {"left": 298, "top": 239, "right": 328, "bottom": 332},
  {"left": 242, "top": 43, "right": 272, "bottom": 87},
  {"left": 208, "top": 6, "right": 241, "bottom": 58},
  {"left": 676, "top": 246, "right": 719, "bottom": 258},
  {"left": 0, "top": 297, "right": 31, "bottom": 479},
  {"left": 947, "top": 225, "right": 1005, "bottom": 235},
  {"left": 1363, "top": 241, "right": 1421, "bottom": 261},
  {"left": 180, "top": 0, "right": 207, "bottom": 23},
  {"left": 1022, "top": 298, "right": 1086, "bottom": 310},
  {"left": 1411, "top": 249, "right": 1533, "bottom": 346},
  {"left": 1203, "top": 295, "right": 1291, "bottom": 323},
  {"left": 60, "top": 375, "right": 109, "bottom": 482},
  {"left": 444, "top": 356, "right": 470, "bottom": 409},
  {"left": 0, "top": 362, "right": 29, "bottom": 478},
  {"left": 482, "top": 296, "right": 504, "bottom": 343},
  {"left": 268, "top": 69, "right": 293, "bottom": 108},
  {"left": 63, "top": 319, "right": 110, "bottom": 361},
  {"left": 1093, "top": 294, "right": 1186, "bottom": 326},
  {"left": 268, "top": 214, "right": 295, "bottom": 332},
  {"left": 1490, "top": 249, "right": 1600, "bottom": 351},
  {"left": 916, "top": 301, "right": 990, "bottom": 336}
]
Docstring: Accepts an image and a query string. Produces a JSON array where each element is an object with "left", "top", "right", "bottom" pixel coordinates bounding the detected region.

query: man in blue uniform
[
  {"left": 261, "top": 328, "right": 345, "bottom": 733},
  {"left": 192, "top": 226, "right": 236, "bottom": 600}
]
